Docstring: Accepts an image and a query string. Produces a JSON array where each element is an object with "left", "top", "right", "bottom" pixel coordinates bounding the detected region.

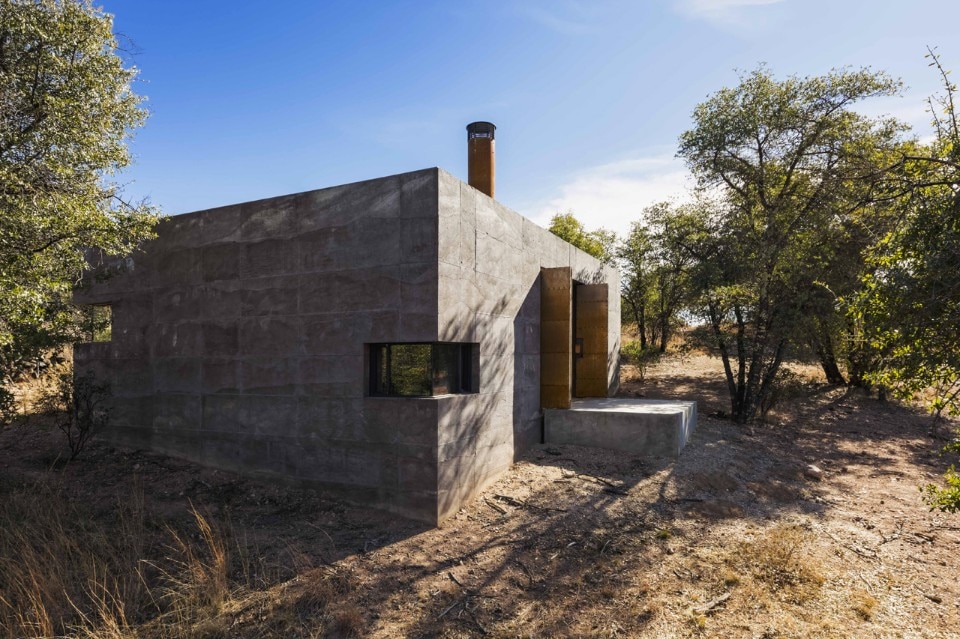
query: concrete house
[{"left": 74, "top": 123, "right": 621, "bottom": 523}]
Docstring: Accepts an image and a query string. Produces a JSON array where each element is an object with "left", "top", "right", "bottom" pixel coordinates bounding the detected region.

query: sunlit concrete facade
[{"left": 74, "top": 167, "right": 619, "bottom": 523}]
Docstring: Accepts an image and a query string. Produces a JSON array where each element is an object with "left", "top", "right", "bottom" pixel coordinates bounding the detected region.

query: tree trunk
[
  {"left": 747, "top": 338, "right": 788, "bottom": 423},
  {"left": 708, "top": 301, "right": 739, "bottom": 418},
  {"left": 813, "top": 319, "right": 846, "bottom": 385},
  {"left": 637, "top": 306, "right": 647, "bottom": 350},
  {"left": 626, "top": 294, "right": 647, "bottom": 350},
  {"left": 658, "top": 313, "right": 669, "bottom": 353}
]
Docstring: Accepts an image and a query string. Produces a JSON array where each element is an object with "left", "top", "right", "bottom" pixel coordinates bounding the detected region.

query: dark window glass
[
  {"left": 81, "top": 305, "right": 112, "bottom": 342},
  {"left": 432, "top": 344, "right": 461, "bottom": 395},
  {"left": 369, "top": 343, "right": 477, "bottom": 397},
  {"left": 374, "top": 344, "right": 389, "bottom": 395},
  {"left": 390, "top": 344, "right": 432, "bottom": 396}
]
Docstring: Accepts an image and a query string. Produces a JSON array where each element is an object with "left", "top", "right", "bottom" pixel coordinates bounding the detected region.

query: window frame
[{"left": 368, "top": 342, "right": 478, "bottom": 397}]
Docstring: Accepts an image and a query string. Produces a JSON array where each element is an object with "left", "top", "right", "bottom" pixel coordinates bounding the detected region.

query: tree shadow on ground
[{"left": 2, "top": 357, "right": 956, "bottom": 638}]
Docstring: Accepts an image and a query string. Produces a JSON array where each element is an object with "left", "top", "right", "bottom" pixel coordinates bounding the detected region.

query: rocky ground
[{"left": 1, "top": 354, "right": 958, "bottom": 638}]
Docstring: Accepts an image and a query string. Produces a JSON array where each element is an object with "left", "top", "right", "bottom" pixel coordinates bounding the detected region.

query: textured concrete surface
[
  {"left": 74, "top": 167, "right": 621, "bottom": 524},
  {"left": 543, "top": 398, "right": 697, "bottom": 458},
  {"left": 435, "top": 170, "right": 618, "bottom": 520}
]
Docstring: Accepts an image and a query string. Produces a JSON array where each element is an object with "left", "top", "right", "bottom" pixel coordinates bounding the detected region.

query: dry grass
[
  {"left": 851, "top": 589, "right": 879, "bottom": 621},
  {"left": 0, "top": 481, "right": 148, "bottom": 638},
  {"left": 0, "top": 479, "right": 265, "bottom": 639},
  {"left": 728, "top": 523, "right": 825, "bottom": 604},
  {"left": 1, "top": 353, "right": 958, "bottom": 638}
]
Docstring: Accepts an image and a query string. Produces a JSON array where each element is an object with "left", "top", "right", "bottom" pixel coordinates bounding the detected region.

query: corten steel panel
[
  {"left": 467, "top": 137, "right": 495, "bottom": 198},
  {"left": 540, "top": 267, "right": 572, "bottom": 409},
  {"left": 575, "top": 283, "right": 609, "bottom": 398}
]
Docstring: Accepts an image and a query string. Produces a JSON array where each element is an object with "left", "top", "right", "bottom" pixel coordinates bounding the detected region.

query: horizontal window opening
[
  {"left": 80, "top": 304, "right": 112, "bottom": 342},
  {"left": 368, "top": 343, "right": 479, "bottom": 397}
]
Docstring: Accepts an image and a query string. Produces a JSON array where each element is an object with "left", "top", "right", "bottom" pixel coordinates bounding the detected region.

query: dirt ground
[{"left": 1, "top": 354, "right": 958, "bottom": 638}]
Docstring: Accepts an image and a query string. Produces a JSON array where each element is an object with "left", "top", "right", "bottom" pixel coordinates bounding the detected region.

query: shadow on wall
[
  {"left": 437, "top": 278, "right": 544, "bottom": 522},
  {"left": 513, "top": 280, "right": 540, "bottom": 457}
]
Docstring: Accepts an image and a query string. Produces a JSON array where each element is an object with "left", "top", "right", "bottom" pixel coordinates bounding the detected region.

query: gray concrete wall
[
  {"left": 75, "top": 167, "right": 621, "bottom": 524},
  {"left": 75, "top": 169, "right": 444, "bottom": 521},
  {"left": 435, "top": 169, "right": 619, "bottom": 520}
]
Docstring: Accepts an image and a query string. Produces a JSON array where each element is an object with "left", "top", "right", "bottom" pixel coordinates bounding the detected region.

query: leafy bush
[
  {"left": 39, "top": 371, "right": 111, "bottom": 461},
  {"left": 921, "top": 466, "right": 960, "bottom": 513},
  {"left": 922, "top": 435, "right": 960, "bottom": 512},
  {"left": 621, "top": 340, "right": 661, "bottom": 382}
]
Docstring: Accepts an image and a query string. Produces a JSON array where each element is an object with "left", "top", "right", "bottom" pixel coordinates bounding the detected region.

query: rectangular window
[
  {"left": 82, "top": 305, "right": 112, "bottom": 342},
  {"left": 369, "top": 343, "right": 478, "bottom": 397}
]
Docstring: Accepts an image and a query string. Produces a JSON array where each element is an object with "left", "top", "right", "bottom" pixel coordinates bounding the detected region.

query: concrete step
[{"left": 544, "top": 398, "right": 697, "bottom": 457}]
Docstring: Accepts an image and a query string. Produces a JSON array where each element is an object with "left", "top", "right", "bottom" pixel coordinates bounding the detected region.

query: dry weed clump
[
  {"left": 327, "top": 604, "right": 365, "bottom": 638},
  {"left": 161, "top": 505, "right": 231, "bottom": 613},
  {"left": 293, "top": 568, "right": 353, "bottom": 619},
  {"left": 0, "top": 481, "right": 152, "bottom": 639},
  {"left": 728, "top": 524, "right": 825, "bottom": 604},
  {"left": 0, "top": 481, "right": 265, "bottom": 639},
  {"left": 851, "top": 589, "right": 878, "bottom": 620}
]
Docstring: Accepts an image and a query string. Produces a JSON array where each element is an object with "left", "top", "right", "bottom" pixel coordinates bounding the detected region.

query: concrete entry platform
[{"left": 544, "top": 399, "right": 697, "bottom": 457}]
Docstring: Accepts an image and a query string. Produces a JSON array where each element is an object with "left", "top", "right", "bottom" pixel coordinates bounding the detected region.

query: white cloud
[
  {"left": 674, "top": 0, "right": 785, "bottom": 29},
  {"left": 522, "top": 151, "right": 694, "bottom": 236}
]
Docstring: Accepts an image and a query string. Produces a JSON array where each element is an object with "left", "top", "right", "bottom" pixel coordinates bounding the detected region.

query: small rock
[
  {"left": 804, "top": 464, "right": 824, "bottom": 481},
  {"left": 544, "top": 447, "right": 563, "bottom": 456},
  {"left": 132, "top": 463, "right": 140, "bottom": 470}
]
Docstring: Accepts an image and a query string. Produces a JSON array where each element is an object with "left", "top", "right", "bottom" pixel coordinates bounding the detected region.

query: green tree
[
  {"left": 677, "top": 66, "right": 903, "bottom": 422},
  {"left": 619, "top": 202, "right": 696, "bottom": 353},
  {"left": 856, "top": 51, "right": 960, "bottom": 419},
  {"left": 0, "top": 0, "right": 158, "bottom": 417},
  {"left": 548, "top": 211, "right": 617, "bottom": 264},
  {"left": 618, "top": 221, "right": 655, "bottom": 350}
]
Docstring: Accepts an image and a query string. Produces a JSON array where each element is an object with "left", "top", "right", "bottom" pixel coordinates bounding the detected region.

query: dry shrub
[
  {"left": 851, "top": 589, "right": 878, "bottom": 620},
  {"left": 295, "top": 569, "right": 353, "bottom": 619},
  {"left": 730, "top": 524, "right": 824, "bottom": 603},
  {"left": 0, "top": 481, "right": 150, "bottom": 639},
  {"left": 158, "top": 505, "right": 231, "bottom": 617},
  {"left": 0, "top": 482, "right": 249, "bottom": 639},
  {"left": 326, "top": 604, "right": 364, "bottom": 638}
]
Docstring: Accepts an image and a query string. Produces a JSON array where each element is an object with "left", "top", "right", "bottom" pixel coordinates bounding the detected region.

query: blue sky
[{"left": 101, "top": 0, "right": 960, "bottom": 235}]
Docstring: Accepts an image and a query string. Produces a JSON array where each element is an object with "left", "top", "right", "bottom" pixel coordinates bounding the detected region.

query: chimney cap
[{"left": 466, "top": 121, "right": 496, "bottom": 139}]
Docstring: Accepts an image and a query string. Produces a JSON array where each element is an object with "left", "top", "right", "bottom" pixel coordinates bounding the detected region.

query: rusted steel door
[
  {"left": 540, "top": 267, "right": 572, "bottom": 409},
  {"left": 574, "top": 283, "right": 608, "bottom": 398}
]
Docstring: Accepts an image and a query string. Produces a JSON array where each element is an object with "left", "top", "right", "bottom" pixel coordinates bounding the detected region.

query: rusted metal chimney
[{"left": 466, "top": 121, "right": 496, "bottom": 198}]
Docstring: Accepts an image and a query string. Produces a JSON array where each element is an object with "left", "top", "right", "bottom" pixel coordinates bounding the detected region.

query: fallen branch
[
  {"left": 693, "top": 592, "right": 730, "bottom": 615},
  {"left": 485, "top": 498, "right": 507, "bottom": 515},
  {"left": 562, "top": 470, "right": 631, "bottom": 495},
  {"left": 494, "top": 494, "right": 525, "bottom": 508},
  {"left": 438, "top": 572, "right": 491, "bottom": 634},
  {"left": 493, "top": 493, "right": 567, "bottom": 513},
  {"left": 438, "top": 599, "right": 462, "bottom": 619},
  {"left": 822, "top": 529, "right": 879, "bottom": 560},
  {"left": 515, "top": 560, "right": 534, "bottom": 588},
  {"left": 879, "top": 522, "right": 903, "bottom": 545}
]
